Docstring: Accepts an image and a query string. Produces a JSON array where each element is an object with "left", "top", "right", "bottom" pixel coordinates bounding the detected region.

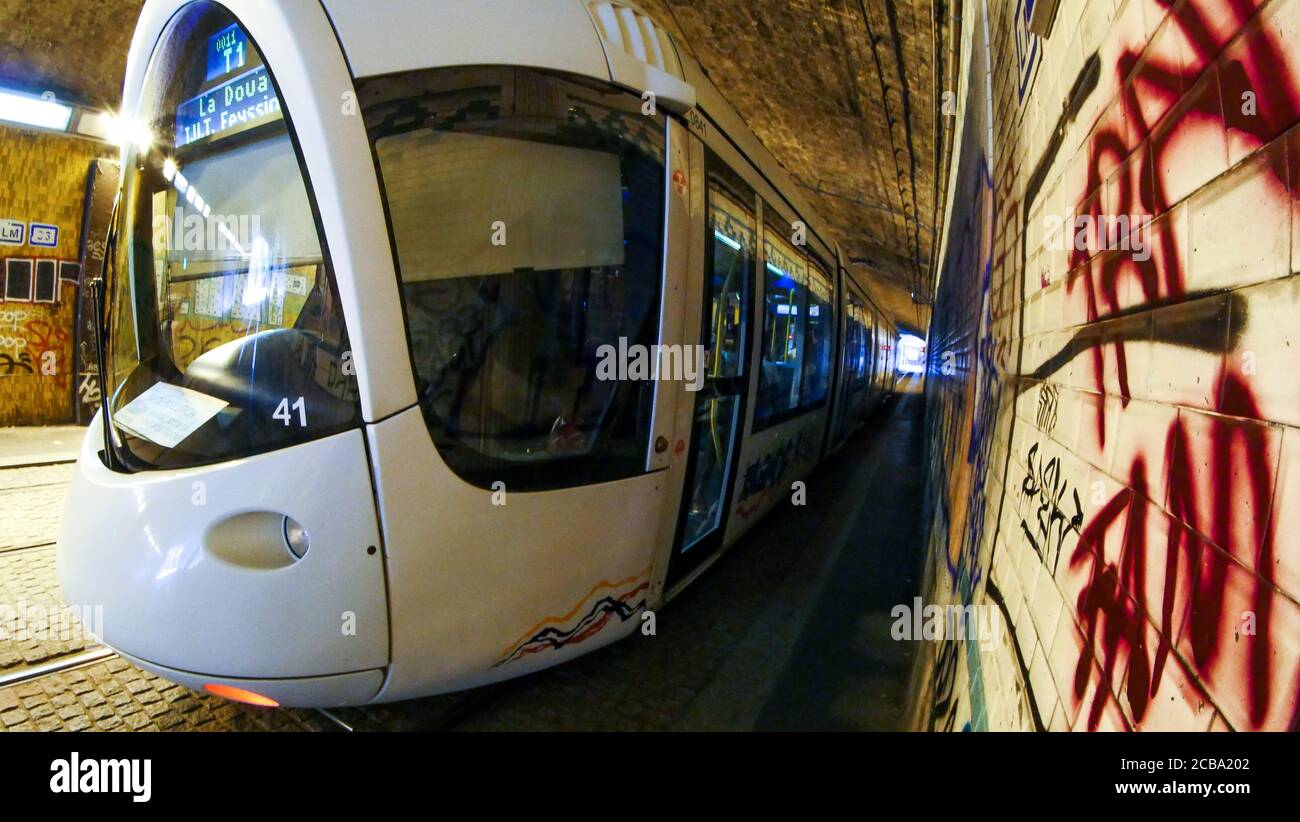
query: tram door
[{"left": 667, "top": 153, "right": 756, "bottom": 587}]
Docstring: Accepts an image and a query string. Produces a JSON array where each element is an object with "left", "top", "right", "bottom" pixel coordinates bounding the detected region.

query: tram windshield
[
  {"left": 104, "top": 1, "right": 359, "bottom": 470},
  {"left": 361, "top": 67, "right": 666, "bottom": 490}
]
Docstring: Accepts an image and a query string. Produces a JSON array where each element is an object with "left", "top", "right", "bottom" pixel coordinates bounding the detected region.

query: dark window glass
[
  {"left": 755, "top": 207, "right": 807, "bottom": 424},
  {"left": 800, "top": 254, "right": 833, "bottom": 406},
  {"left": 34, "top": 259, "right": 57, "bottom": 302},
  {"left": 5, "top": 259, "right": 32, "bottom": 301},
  {"left": 361, "top": 67, "right": 666, "bottom": 490},
  {"left": 847, "top": 290, "right": 868, "bottom": 388}
]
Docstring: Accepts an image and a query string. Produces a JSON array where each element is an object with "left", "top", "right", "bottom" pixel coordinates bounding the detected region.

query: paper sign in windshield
[{"left": 114, "top": 382, "right": 228, "bottom": 448}]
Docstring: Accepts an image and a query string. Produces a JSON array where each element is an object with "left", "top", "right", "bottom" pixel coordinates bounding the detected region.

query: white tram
[{"left": 58, "top": 0, "right": 899, "bottom": 706}]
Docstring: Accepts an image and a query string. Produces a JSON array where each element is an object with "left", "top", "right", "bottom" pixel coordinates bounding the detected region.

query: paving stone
[
  {"left": 0, "top": 657, "right": 328, "bottom": 733},
  {"left": 0, "top": 545, "right": 96, "bottom": 666},
  {"left": 0, "top": 467, "right": 71, "bottom": 550}
]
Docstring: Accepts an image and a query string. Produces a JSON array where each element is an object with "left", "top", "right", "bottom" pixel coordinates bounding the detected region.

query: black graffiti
[
  {"left": 1036, "top": 382, "right": 1059, "bottom": 435},
  {"left": 0, "top": 352, "right": 33, "bottom": 374},
  {"left": 929, "top": 637, "right": 963, "bottom": 732},
  {"left": 1019, "top": 442, "right": 1083, "bottom": 574}
]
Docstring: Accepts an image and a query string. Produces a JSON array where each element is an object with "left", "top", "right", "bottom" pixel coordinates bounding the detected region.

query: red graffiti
[
  {"left": 22, "top": 319, "right": 71, "bottom": 388},
  {"left": 1065, "top": 0, "right": 1300, "bottom": 729}
]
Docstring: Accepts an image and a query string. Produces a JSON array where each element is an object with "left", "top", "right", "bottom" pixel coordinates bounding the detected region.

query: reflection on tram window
[
  {"left": 846, "top": 290, "right": 870, "bottom": 388},
  {"left": 800, "top": 255, "right": 833, "bottom": 406},
  {"left": 755, "top": 208, "right": 808, "bottom": 425},
  {"left": 362, "top": 67, "right": 666, "bottom": 490},
  {"left": 104, "top": 1, "right": 359, "bottom": 471}
]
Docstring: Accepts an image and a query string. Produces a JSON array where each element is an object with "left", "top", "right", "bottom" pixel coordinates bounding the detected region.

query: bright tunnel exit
[{"left": 897, "top": 334, "right": 925, "bottom": 375}]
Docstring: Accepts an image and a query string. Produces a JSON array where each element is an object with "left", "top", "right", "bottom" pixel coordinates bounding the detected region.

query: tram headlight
[{"left": 282, "top": 516, "right": 310, "bottom": 560}]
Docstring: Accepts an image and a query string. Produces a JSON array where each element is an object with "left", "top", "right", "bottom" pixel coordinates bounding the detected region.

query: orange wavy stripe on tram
[{"left": 496, "top": 564, "right": 652, "bottom": 660}]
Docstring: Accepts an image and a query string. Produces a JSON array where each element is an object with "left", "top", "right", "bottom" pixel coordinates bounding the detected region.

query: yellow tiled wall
[{"left": 0, "top": 124, "right": 115, "bottom": 425}]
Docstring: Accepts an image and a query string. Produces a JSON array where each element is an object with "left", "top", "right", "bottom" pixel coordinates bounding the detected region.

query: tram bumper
[{"left": 56, "top": 417, "right": 390, "bottom": 707}]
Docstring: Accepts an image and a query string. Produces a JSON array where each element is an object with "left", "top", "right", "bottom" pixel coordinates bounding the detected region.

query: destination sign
[
  {"left": 206, "top": 23, "right": 247, "bottom": 82},
  {"left": 174, "top": 64, "right": 281, "bottom": 148}
]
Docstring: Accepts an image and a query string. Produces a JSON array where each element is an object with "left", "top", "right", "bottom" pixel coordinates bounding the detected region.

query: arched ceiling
[
  {"left": 0, "top": 0, "right": 951, "bottom": 332},
  {"left": 0, "top": 0, "right": 141, "bottom": 109},
  {"left": 640, "top": 0, "right": 953, "bottom": 334}
]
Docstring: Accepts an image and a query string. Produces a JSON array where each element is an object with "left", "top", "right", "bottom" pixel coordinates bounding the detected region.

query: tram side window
[
  {"left": 845, "top": 292, "right": 867, "bottom": 389},
  {"left": 800, "top": 255, "right": 833, "bottom": 406},
  {"left": 853, "top": 296, "right": 869, "bottom": 388},
  {"left": 844, "top": 317, "right": 859, "bottom": 388},
  {"left": 706, "top": 176, "right": 756, "bottom": 379},
  {"left": 755, "top": 209, "right": 808, "bottom": 426},
  {"left": 362, "top": 67, "right": 666, "bottom": 490}
]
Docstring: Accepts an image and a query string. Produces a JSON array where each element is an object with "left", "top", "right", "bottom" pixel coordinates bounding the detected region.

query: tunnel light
[
  {"left": 105, "top": 112, "right": 153, "bottom": 152},
  {"left": 243, "top": 237, "right": 271, "bottom": 305},
  {"left": 0, "top": 89, "right": 72, "bottom": 131},
  {"left": 162, "top": 157, "right": 177, "bottom": 182},
  {"left": 203, "top": 683, "right": 279, "bottom": 707}
]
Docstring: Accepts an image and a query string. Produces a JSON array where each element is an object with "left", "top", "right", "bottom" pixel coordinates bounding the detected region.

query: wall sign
[
  {"left": 0, "top": 219, "right": 23, "bottom": 246},
  {"left": 28, "top": 222, "right": 59, "bottom": 248}
]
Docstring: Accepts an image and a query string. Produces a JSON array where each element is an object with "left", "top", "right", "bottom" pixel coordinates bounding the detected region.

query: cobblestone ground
[
  {"left": 0, "top": 658, "right": 329, "bottom": 732},
  {"left": 0, "top": 463, "right": 72, "bottom": 551},
  {"left": 0, "top": 546, "right": 93, "bottom": 670}
]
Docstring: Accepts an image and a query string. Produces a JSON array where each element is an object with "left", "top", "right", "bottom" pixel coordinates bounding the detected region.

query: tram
[{"left": 58, "top": 0, "right": 898, "bottom": 706}]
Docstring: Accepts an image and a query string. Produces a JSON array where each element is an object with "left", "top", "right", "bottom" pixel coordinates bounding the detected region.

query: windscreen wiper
[{"left": 88, "top": 195, "right": 120, "bottom": 470}]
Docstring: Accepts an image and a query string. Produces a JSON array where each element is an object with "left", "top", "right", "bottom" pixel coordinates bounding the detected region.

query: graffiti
[
  {"left": 22, "top": 319, "right": 68, "bottom": 357},
  {"left": 494, "top": 567, "right": 651, "bottom": 666},
  {"left": 928, "top": 637, "right": 968, "bottom": 732},
  {"left": 20, "top": 318, "right": 70, "bottom": 388},
  {"left": 1047, "top": 0, "right": 1300, "bottom": 730},
  {"left": 922, "top": 0, "right": 1300, "bottom": 731},
  {"left": 1019, "top": 442, "right": 1082, "bottom": 574},
  {"left": 0, "top": 352, "right": 34, "bottom": 375},
  {"left": 0, "top": 308, "right": 31, "bottom": 329},
  {"left": 1035, "top": 382, "right": 1058, "bottom": 435},
  {"left": 1011, "top": 0, "right": 1039, "bottom": 101},
  {"left": 917, "top": 16, "right": 1004, "bottom": 727},
  {"left": 735, "top": 426, "right": 817, "bottom": 519},
  {"left": 77, "top": 372, "right": 100, "bottom": 406},
  {"left": 999, "top": 0, "right": 1300, "bottom": 729}
]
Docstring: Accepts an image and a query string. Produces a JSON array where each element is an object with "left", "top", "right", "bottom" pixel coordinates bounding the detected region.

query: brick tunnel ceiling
[
  {"left": 643, "top": 0, "right": 952, "bottom": 333},
  {"left": 0, "top": 0, "right": 950, "bottom": 333}
]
